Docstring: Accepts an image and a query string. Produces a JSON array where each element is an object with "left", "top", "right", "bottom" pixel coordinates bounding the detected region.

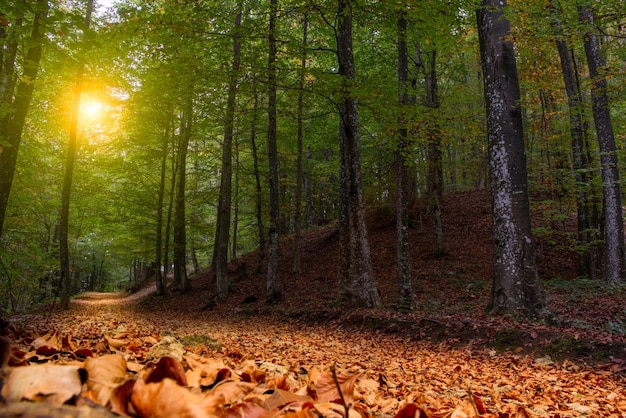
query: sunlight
[{"left": 81, "top": 97, "right": 104, "bottom": 122}]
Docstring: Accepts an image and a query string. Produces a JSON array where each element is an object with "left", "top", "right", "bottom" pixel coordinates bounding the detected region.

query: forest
[{"left": 1, "top": 0, "right": 626, "bottom": 416}]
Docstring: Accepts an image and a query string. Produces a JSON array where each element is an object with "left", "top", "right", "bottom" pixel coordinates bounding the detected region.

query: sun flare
[{"left": 81, "top": 98, "right": 104, "bottom": 122}]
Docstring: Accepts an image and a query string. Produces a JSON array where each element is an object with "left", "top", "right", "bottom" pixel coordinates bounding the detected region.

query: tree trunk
[
  {"left": 59, "top": 0, "right": 93, "bottom": 310},
  {"left": 232, "top": 138, "right": 240, "bottom": 261},
  {"left": 250, "top": 89, "right": 265, "bottom": 275},
  {"left": 173, "top": 102, "right": 192, "bottom": 292},
  {"left": 155, "top": 118, "right": 170, "bottom": 296},
  {"left": 0, "top": 0, "right": 48, "bottom": 237},
  {"left": 422, "top": 48, "right": 445, "bottom": 256},
  {"left": 396, "top": 6, "right": 417, "bottom": 310},
  {"left": 292, "top": 11, "right": 308, "bottom": 275},
  {"left": 336, "top": 0, "right": 380, "bottom": 308},
  {"left": 214, "top": 2, "right": 243, "bottom": 298},
  {"left": 477, "top": 0, "right": 551, "bottom": 320},
  {"left": 578, "top": 4, "right": 624, "bottom": 283},
  {"left": 550, "top": 0, "right": 594, "bottom": 279},
  {"left": 266, "top": 0, "right": 282, "bottom": 303}
]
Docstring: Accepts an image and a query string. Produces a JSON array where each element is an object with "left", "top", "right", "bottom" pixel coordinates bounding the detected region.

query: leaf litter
[{"left": 2, "top": 190, "right": 626, "bottom": 416}]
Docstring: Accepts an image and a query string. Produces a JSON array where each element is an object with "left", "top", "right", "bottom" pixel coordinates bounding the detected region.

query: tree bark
[
  {"left": 173, "top": 101, "right": 192, "bottom": 292},
  {"left": 59, "top": 0, "right": 93, "bottom": 310},
  {"left": 249, "top": 89, "right": 265, "bottom": 275},
  {"left": 549, "top": 0, "right": 594, "bottom": 279},
  {"left": 578, "top": 4, "right": 624, "bottom": 283},
  {"left": 395, "top": 6, "right": 417, "bottom": 310},
  {"left": 335, "top": 0, "right": 380, "bottom": 308},
  {"left": 214, "top": 2, "right": 243, "bottom": 298},
  {"left": 0, "top": 0, "right": 48, "bottom": 237},
  {"left": 155, "top": 117, "right": 171, "bottom": 296},
  {"left": 266, "top": 0, "right": 282, "bottom": 303},
  {"left": 292, "top": 11, "right": 308, "bottom": 275},
  {"left": 477, "top": 0, "right": 550, "bottom": 320}
]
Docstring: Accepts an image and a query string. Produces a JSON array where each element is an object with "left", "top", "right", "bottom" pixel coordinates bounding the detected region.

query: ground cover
[{"left": 1, "top": 190, "right": 625, "bottom": 417}]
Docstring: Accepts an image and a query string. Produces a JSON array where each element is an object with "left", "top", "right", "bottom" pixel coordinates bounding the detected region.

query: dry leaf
[
  {"left": 146, "top": 355, "right": 188, "bottom": 386},
  {"left": 131, "top": 377, "right": 220, "bottom": 418},
  {"left": 84, "top": 354, "right": 128, "bottom": 405},
  {"left": 308, "top": 366, "right": 358, "bottom": 405},
  {"left": 1, "top": 364, "right": 86, "bottom": 405}
]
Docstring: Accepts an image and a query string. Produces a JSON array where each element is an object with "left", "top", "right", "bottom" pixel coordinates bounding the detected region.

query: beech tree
[
  {"left": 477, "top": 0, "right": 550, "bottom": 320},
  {"left": 335, "top": 0, "right": 379, "bottom": 308},
  {"left": 0, "top": 0, "right": 49, "bottom": 237},
  {"left": 578, "top": 3, "right": 624, "bottom": 283}
]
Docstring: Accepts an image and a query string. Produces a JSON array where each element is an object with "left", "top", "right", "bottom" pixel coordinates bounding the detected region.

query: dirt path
[{"left": 71, "top": 283, "right": 157, "bottom": 305}]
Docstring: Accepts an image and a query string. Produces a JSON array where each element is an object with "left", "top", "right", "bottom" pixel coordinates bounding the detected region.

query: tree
[
  {"left": 0, "top": 0, "right": 49, "bottom": 237},
  {"left": 213, "top": 2, "right": 243, "bottom": 298},
  {"left": 395, "top": 5, "right": 417, "bottom": 310},
  {"left": 578, "top": 3, "right": 624, "bottom": 283},
  {"left": 59, "top": 0, "right": 94, "bottom": 310},
  {"left": 266, "top": 0, "right": 281, "bottom": 303},
  {"left": 335, "top": 0, "right": 379, "bottom": 308},
  {"left": 172, "top": 99, "right": 192, "bottom": 292},
  {"left": 477, "top": 0, "right": 551, "bottom": 320},
  {"left": 549, "top": 0, "right": 595, "bottom": 279}
]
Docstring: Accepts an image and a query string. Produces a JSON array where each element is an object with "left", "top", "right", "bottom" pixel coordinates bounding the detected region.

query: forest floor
[{"left": 2, "top": 190, "right": 626, "bottom": 417}]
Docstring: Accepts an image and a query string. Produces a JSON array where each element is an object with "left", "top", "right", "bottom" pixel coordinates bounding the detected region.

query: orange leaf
[
  {"left": 146, "top": 356, "right": 188, "bottom": 387},
  {"left": 131, "top": 377, "right": 220, "bottom": 418},
  {"left": 84, "top": 354, "right": 128, "bottom": 405}
]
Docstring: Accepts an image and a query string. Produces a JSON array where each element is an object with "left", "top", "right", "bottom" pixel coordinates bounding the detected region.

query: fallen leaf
[
  {"left": 131, "top": 377, "right": 220, "bottom": 418},
  {"left": 84, "top": 354, "right": 128, "bottom": 405},
  {"left": 1, "top": 364, "right": 86, "bottom": 405}
]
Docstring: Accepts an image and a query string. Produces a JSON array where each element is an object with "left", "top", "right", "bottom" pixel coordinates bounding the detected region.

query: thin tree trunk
[
  {"left": 173, "top": 102, "right": 192, "bottom": 292},
  {"left": 0, "top": 1, "right": 48, "bottom": 237},
  {"left": 578, "top": 4, "right": 624, "bottom": 283},
  {"left": 550, "top": 0, "right": 594, "bottom": 279},
  {"left": 163, "top": 137, "right": 177, "bottom": 277},
  {"left": 59, "top": 0, "right": 93, "bottom": 310},
  {"left": 293, "top": 11, "right": 308, "bottom": 275},
  {"left": 423, "top": 49, "right": 445, "bottom": 256},
  {"left": 336, "top": 0, "right": 380, "bottom": 308},
  {"left": 250, "top": 89, "right": 265, "bottom": 275},
  {"left": 266, "top": 0, "right": 282, "bottom": 303},
  {"left": 155, "top": 118, "right": 170, "bottom": 296},
  {"left": 304, "top": 146, "right": 314, "bottom": 228},
  {"left": 214, "top": 2, "right": 243, "bottom": 298},
  {"left": 232, "top": 138, "right": 240, "bottom": 261},
  {"left": 396, "top": 6, "right": 417, "bottom": 310},
  {"left": 477, "top": 0, "right": 551, "bottom": 320}
]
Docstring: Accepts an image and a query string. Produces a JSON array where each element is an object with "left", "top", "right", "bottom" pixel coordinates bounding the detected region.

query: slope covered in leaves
[{"left": 2, "top": 190, "right": 626, "bottom": 417}]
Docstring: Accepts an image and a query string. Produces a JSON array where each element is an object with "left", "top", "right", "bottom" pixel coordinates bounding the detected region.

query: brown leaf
[
  {"left": 109, "top": 379, "right": 135, "bottom": 416},
  {"left": 209, "top": 380, "right": 257, "bottom": 405},
  {"left": 105, "top": 335, "right": 128, "bottom": 350},
  {"left": 84, "top": 354, "right": 128, "bottom": 405},
  {"left": 146, "top": 356, "right": 188, "bottom": 386},
  {"left": 394, "top": 403, "right": 431, "bottom": 418},
  {"left": 308, "top": 366, "right": 358, "bottom": 405},
  {"left": 1, "top": 364, "right": 86, "bottom": 405},
  {"left": 263, "top": 388, "right": 313, "bottom": 410},
  {"left": 31, "top": 330, "right": 59, "bottom": 351},
  {"left": 131, "top": 377, "right": 220, "bottom": 418},
  {"left": 222, "top": 400, "right": 275, "bottom": 418}
]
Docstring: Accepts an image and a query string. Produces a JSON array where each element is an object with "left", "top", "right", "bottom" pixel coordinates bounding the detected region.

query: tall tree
[
  {"left": 395, "top": 5, "right": 417, "bottom": 309},
  {"left": 335, "top": 0, "right": 379, "bottom": 308},
  {"left": 172, "top": 100, "right": 192, "bottom": 292},
  {"left": 59, "top": 0, "right": 94, "bottom": 310},
  {"left": 0, "top": 0, "right": 49, "bottom": 237},
  {"left": 266, "top": 0, "right": 281, "bottom": 303},
  {"left": 578, "top": 3, "right": 624, "bottom": 283},
  {"left": 214, "top": 1, "right": 243, "bottom": 298},
  {"left": 549, "top": 0, "right": 594, "bottom": 279},
  {"left": 477, "top": 0, "right": 550, "bottom": 320},
  {"left": 292, "top": 9, "right": 308, "bottom": 275}
]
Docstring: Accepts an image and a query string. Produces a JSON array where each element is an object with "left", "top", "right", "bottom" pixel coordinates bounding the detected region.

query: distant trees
[{"left": 1, "top": 0, "right": 625, "bottom": 315}]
